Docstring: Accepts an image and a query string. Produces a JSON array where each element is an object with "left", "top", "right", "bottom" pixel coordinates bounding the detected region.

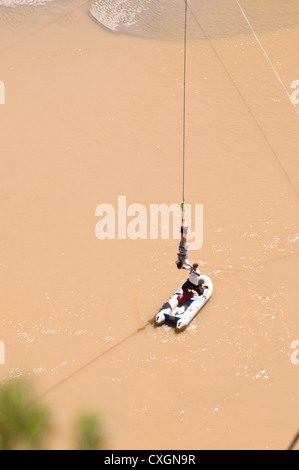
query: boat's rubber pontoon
[{"left": 156, "top": 275, "right": 213, "bottom": 330}]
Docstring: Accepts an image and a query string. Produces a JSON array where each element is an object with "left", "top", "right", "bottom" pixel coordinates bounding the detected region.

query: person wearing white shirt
[{"left": 182, "top": 263, "right": 204, "bottom": 295}]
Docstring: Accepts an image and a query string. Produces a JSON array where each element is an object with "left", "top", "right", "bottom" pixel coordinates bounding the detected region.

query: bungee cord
[
  {"left": 181, "top": 0, "right": 188, "bottom": 228},
  {"left": 182, "top": 0, "right": 188, "bottom": 205}
]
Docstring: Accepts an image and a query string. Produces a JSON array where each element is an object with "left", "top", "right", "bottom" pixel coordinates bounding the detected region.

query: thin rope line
[
  {"left": 182, "top": 0, "right": 188, "bottom": 204},
  {"left": 188, "top": 4, "right": 299, "bottom": 199},
  {"left": 37, "top": 319, "right": 154, "bottom": 401},
  {"left": 234, "top": 0, "right": 299, "bottom": 117},
  {"left": 287, "top": 430, "right": 299, "bottom": 450}
]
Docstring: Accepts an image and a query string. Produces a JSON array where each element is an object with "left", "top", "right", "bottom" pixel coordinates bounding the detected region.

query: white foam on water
[
  {"left": 0, "top": 0, "right": 57, "bottom": 6},
  {"left": 90, "top": 0, "right": 148, "bottom": 32}
]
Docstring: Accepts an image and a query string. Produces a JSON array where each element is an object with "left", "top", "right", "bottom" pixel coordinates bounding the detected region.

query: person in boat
[
  {"left": 176, "top": 225, "right": 192, "bottom": 270},
  {"left": 182, "top": 263, "right": 204, "bottom": 295}
]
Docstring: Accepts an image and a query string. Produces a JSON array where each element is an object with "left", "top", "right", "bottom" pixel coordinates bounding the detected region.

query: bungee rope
[
  {"left": 181, "top": 201, "right": 186, "bottom": 227},
  {"left": 181, "top": 0, "right": 188, "bottom": 229}
]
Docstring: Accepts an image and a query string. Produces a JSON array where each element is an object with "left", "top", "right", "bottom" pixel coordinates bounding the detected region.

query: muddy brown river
[{"left": 0, "top": 0, "right": 298, "bottom": 450}]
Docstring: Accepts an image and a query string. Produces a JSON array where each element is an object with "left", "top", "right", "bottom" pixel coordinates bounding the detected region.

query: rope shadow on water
[
  {"left": 37, "top": 318, "right": 155, "bottom": 401},
  {"left": 287, "top": 430, "right": 299, "bottom": 451}
]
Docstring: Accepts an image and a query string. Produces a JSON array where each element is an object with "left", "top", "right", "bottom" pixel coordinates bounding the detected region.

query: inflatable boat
[{"left": 155, "top": 275, "right": 213, "bottom": 330}]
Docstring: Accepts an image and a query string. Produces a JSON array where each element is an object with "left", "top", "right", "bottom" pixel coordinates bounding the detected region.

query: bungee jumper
[
  {"left": 176, "top": 225, "right": 191, "bottom": 270},
  {"left": 176, "top": 202, "right": 192, "bottom": 270}
]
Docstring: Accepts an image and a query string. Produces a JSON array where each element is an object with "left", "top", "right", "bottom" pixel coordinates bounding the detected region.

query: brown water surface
[{"left": 0, "top": 0, "right": 298, "bottom": 450}]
